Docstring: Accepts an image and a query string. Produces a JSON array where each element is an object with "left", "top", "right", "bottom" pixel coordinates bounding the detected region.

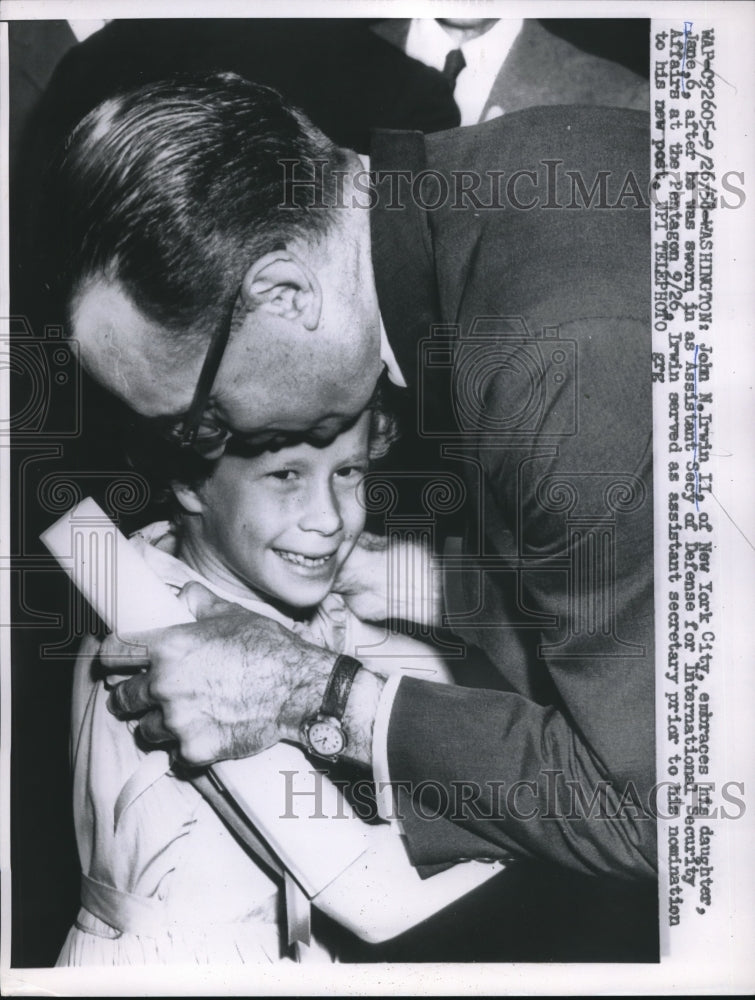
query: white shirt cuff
[{"left": 371, "top": 672, "right": 404, "bottom": 822}]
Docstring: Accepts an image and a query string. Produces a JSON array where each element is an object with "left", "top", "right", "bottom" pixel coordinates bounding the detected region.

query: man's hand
[
  {"left": 334, "top": 532, "right": 442, "bottom": 627},
  {"left": 101, "top": 582, "right": 338, "bottom": 766}
]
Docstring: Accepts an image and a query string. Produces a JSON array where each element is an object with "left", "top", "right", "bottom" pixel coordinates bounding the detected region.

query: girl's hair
[{"left": 124, "top": 373, "right": 400, "bottom": 510}]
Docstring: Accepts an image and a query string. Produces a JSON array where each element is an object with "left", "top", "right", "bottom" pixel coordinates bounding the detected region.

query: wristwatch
[{"left": 300, "top": 654, "right": 361, "bottom": 762}]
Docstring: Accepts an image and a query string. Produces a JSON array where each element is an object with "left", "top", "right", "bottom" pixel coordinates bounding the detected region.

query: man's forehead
[{"left": 71, "top": 277, "right": 200, "bottom": 418}]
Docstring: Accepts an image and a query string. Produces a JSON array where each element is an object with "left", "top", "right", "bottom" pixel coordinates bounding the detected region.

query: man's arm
[
  {"left": 103, "top": 582, "right": 384, "bottom": 769},
  {"left": 381, "top": 306, "right": 657, "bottom": 880}
]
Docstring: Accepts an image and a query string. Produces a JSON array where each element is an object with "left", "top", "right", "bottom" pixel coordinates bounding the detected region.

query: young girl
[{"left": 56, "top": 390, "right": 453, "bottom": 966}]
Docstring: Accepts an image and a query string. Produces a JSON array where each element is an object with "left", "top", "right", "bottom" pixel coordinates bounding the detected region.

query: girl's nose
[{"left": 298, "top": 480, "right": 343, "bottom": 536}]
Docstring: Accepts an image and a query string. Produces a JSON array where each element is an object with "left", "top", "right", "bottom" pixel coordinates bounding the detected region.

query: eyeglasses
[
  {"left": 165, "top": 243, "right": 291, "bottom": 457},
  {"left": 164, "top": 291, "right": 239, "bottom": 457}
]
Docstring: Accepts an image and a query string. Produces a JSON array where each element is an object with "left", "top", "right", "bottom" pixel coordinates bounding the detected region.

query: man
[{"left": 44, "top": 73, "right": 656, "bottom": 954}]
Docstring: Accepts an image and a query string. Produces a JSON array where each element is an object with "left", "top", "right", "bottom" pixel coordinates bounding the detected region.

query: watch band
[{"left": 320, "top": 654, "right": 361, "bottom": 721}]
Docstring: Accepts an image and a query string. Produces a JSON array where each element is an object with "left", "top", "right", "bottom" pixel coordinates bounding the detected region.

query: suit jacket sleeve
[
  {"left": 380, "top": 106, "right": 656, "bottom": 881},
  {"left": 387, "top": 383, "right": 656, "bottom": 879},
  {"left": 387, "top": 397, "right": 656, "bottom": 880}
]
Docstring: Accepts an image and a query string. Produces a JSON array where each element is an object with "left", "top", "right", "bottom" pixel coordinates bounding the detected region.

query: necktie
[{"left": 442, "top": 48, "right": 466, "bottom": 91}]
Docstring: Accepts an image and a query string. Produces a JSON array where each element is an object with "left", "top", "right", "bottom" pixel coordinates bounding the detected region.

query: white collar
[{"left": 405, "top": 18, "right": 524, "bottom": 125}]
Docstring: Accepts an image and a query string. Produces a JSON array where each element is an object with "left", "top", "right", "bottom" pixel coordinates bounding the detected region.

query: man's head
[{"left": 46, "top": 73, "right": 384, "bottom": 450}]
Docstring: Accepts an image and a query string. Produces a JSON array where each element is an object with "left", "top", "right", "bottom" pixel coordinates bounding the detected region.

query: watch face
[{"left": 307, "top": 719, "right": 345, "bottom": 757}]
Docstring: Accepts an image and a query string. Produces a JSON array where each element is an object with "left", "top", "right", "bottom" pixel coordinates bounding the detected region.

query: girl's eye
[
  {"left": 335, "top": 464, "right": 367, "bottom": 479},
  {"left": 269, "top": 469, "right": 298, "bottom": 482}
]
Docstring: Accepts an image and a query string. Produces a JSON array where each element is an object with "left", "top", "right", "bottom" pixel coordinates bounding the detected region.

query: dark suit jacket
[
  {"left": 8, "top": 20, "right": 77, "bottom": 175},
  {"left": 18, "top": 18, "right": 458, "bottom": 163},
  {"left": 373, "top": 18, "right": 649, "bottom": 116},
  {"left": 483, "top": 19, "right": 648, "bottom": 116},
  {"left": 370, "top": 106, "right": 655, "bottom": 880}
]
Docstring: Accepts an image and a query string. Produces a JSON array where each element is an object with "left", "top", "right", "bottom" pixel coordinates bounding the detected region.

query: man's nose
[{"left": 298, "top": 480, "right": 344, "bottom": 536}]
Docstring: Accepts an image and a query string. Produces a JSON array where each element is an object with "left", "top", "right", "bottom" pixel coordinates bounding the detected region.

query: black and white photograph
[{"left": 1, "top": 2, "right": 752, "bottom": 995}]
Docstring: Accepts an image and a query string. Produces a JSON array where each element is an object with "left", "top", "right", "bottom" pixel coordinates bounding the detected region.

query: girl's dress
[{"left": 56, "top": 521, "right": 366, "bottom": 965}]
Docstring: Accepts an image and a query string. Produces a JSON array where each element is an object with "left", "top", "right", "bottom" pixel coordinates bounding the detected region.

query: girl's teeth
[{"left": 277, "top": 550, "right": 331, "bottom": 567}]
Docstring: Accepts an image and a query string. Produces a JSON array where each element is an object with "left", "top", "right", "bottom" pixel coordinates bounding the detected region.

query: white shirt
[
  {"left": 67, "top": 20, "right": 108, "bottom": 43},
  {"left": 380, "top": 317, "right": 407, "bottom": 388},
  {"left": 405, "top": 17, "right": 524, "bottom": 125}
]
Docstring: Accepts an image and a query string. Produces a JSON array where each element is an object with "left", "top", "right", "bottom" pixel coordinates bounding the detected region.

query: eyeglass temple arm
[{"left": 179, "top": 296, "right": 237, "bottom": 447}]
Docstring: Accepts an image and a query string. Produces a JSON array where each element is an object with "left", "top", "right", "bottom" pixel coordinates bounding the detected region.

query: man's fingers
[
  {"left": 180, "top": 580, "right": 241, "bottom": 620},
  {"left": 137, "top": 709, "right": 175, "bottom": 747},
  {"left": 107, "top": 674, "right": 153, "bottom": 718},
  {"left": 108, "top": 682, "right": 178, "bottom": 750},
  {"left": 99, "top": 631, "right": 152, "bottom": 669}
]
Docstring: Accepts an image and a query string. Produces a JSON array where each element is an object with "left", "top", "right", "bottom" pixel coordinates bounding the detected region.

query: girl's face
[{"left": 183, "top": 412, "right": 371, "bottom": 609}]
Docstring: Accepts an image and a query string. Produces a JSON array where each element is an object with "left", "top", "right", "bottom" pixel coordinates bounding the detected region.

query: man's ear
[
  {"left": 239, "top": 248, "right": 322, "bottom": 331},
  {"left": 171, "top": 482, "right": 204, "bottom": 515}
]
